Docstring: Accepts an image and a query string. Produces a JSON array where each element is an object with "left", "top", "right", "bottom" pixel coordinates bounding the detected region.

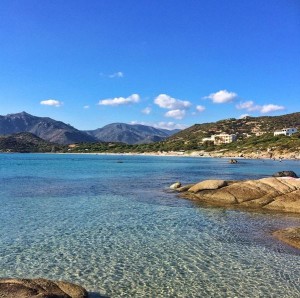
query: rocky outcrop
[
  {"left": 169, "top": 182, "right": 181, "bottom": 189},
  {"left": 188, "top": 180, "right": 227, "bottom": 193},
  {"left": 272, "top": 171, "right": 298, "bottom": 178},
  {"left": 0, "top": 278, "right": 88, "bottom": 298},
  {"left": 173, "top": 176, "right": 300, "bottom": 213},
  {"left": 273, "top": 227, "right": 300, "bottom": 249}
]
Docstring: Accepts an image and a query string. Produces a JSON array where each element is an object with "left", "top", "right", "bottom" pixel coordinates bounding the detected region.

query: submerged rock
[
  {"left": 0, "top": 278, "right": 88, "bottom": 298},
  {"left": 273, "top": 227, "right": 300, "bottom": 249},
  {"left": 229, "top": 159, "right": 238, "bottom": 164}
]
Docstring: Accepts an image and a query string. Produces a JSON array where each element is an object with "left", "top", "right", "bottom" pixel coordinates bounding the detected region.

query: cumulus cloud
[
  {"left": 260, "top": 104, "right": 285, "bottom": 113},
  {"left": 142, "top": 107, "right": 152, "bottom": 114},
  {"left": 108, "top": 71, "right": 124, "bottom": 78},
  {"left": 83, "top": 105, "right": 90, "bottom": 109},
  {"left": 130, "top": 121, "right": 188, "bottom": 130},
  {"left": 154, "top": 94, "right": 191, "bottom": 110},
  {"left": 98, "top": 94, "right": 140, "bottom": 106},
  {"left": 205, "top": 90, "right": 237, "bottom": 103},
  {"left": 165, "top": 109, "right": 186, "bottom": 120},
  {"left": 40, "top": 99, "right": 62, "bottom": 107},
  {"left": 239, "top": 114, "right": 250, "bottom": 119},
  {"left": 236, "top": 101, "right": 259, "bottom": 111},
  {"left": 236, "top": 101, "right": 285, "bottom": 114},
  {"left": 196, "top": 105, "right": 205, "bottom": 112}
]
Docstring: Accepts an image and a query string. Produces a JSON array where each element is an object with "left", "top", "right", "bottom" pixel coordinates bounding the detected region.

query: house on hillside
[
  {"left": 202, "top": 133, "right": 237, "bottom": 145},
  {"left": 274, "top": 128, "right": 298, "bottom": 136}
]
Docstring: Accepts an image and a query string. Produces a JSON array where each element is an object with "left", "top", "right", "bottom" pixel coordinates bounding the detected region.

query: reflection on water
[{"left": 0, "top": 154, "right": 300, "bottom": 297}]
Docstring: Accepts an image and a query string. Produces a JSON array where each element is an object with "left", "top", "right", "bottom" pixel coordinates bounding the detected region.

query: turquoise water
[{"left": 0, "top": 153, "right": 300, "bottom": 297}]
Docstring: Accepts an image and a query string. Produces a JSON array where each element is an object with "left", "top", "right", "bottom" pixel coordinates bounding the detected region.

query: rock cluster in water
[
  {"left": 0, "top": 278, "right": 88, "bottom": 298},
  {"left": 172, "top": 171, "right": 300, "bottom": 213}
]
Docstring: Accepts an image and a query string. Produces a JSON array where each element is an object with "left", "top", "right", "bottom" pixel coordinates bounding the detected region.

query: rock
[
  {"left": 229, "top": 159, "right": 238, "bottom": 164},
  {"left": 272, "top": 171, "right": 298, "bottom": 178},
  {"left": 264, "top": 190, "right": 300, "bottom": 213},
  {"left": 0, "top": 278, "right": 88, "bottom": 298},
  {"left": 176, "top": 184, "right": 195, "bottom": 192},
  {"left": 188, "top": 180, "right": 227, "bottom": 193},
  {"left": 170, "top": 182, "right": 181, "bottom": 189},
  {"left": 178, "top": 177, "right": 300, "bottom": 213},
  {"left": 273, "top": 227, "right": 300, "bottom": 249}
]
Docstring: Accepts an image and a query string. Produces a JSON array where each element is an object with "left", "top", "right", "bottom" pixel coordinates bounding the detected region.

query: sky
[{"left": 0, "top": 0, "right": 299, "bottom": 130}]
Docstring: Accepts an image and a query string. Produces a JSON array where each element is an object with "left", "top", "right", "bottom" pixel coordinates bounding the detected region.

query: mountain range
[
  {"left": 85, "top": 123, "right": 179, "bottom": 144},
  {"left": 0, "top": 112, "right": 179, "bottom": 145}
]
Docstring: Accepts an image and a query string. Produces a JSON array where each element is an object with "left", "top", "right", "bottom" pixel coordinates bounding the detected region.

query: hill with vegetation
[
  {"left": 0, "top": 132, "right": 60, "bottom": 153},
  {"left": 167, "top": 112, "right": 300, "bottom": 145},
  {"left": 1, "top": 112, "right": 300, "bottom": 159},
  {"left": 66, "top": 112, "right": 300, "bottom": 158}
]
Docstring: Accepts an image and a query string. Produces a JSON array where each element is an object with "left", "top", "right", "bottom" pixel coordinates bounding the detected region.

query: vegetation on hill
[
  {"left": 0, "top": 132, "right": 60, "bottom": 153},
  {"left": 1, "top": 112, "right": 299, "bottom": 158},
  {"left": 168, "top": 112, "right": 300, "bottom": 144}
]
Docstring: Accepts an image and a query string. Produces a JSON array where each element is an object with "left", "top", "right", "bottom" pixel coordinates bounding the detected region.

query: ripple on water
[{"left": 0, "top": 154, "right": 300, "bottom": 297}]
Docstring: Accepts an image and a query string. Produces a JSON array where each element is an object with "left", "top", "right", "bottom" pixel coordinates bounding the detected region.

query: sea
[{"left": 0, "top": 153, "right": 300, "bottom": 297}]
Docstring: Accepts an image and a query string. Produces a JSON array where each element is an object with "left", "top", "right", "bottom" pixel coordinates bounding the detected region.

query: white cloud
[
  {"left": 154, "top": 122, "right": 188, "bottom": 130},
  {"left": 130, "top": 121, "right": 188, "bottom": 130},
  {"left": 108, "top": 71, "right": 124, "bottom": 78},
  {"left": 40, "top": 99, "right": 62, "bottom": 107},
  {"left": 236, "top": 100, "right": 285, "bottom": 114},
  {"left": 239, "top": 113, "right": 250, "bottom": 119},
  {"left": 165, "top": 109, "right": 186, "bottom": 120},
  {"left": 236, "top": 101, "right": 259, "bottom": 111},
  {"left": 98, "top": 94, "right": 140, "bottom": 106},
  {"left": 142, "top": 107, "right": 152, "bottom": 114},
  {"left": 196, "top": 105, "right": 205, "bottom": 112},
  {"left": 205, "top": 90, "right": 237, "bottom": 103},
  {"left": 83, "top": 105, "right": 90, "bottom": 109},
  {"left": 154, "top": 94, "right": 191, "bottom": 110},
  {"left": 260, "top": 104, "right": 285, "bottom": 113}
]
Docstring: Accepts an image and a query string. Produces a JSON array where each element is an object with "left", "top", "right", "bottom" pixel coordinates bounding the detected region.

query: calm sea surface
[{"left": 0, "top": 153, "right": 300, "bottom": 297}]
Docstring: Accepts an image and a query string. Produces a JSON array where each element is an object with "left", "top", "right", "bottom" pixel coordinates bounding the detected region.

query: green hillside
[{"left": 0, "top": 132, "right": 60, "bottom": 153}]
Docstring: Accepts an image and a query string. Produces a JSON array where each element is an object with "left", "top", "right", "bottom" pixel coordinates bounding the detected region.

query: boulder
[
  {"left": 264, "top": 190, "right": 300, "bottom": 213},
  {"left": 272, "top": 171, "right": 298, "bottom": 178},
  {"left": 188, "top": 180, "right": 227, "bottom": 193},
  {"left": 170, "top": 182, "right": 181, "bottom": 189},
  {"left": 0, "top": 278, "right": 88, "bottom": 298},
  {"left": 178, "top": 177, "right": 300, "bottom": 213},
  {"left": 176, "top": 184, "right": 195, "bottom": 192}
]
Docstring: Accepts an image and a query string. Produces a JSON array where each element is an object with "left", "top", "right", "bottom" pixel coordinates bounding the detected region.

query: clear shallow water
[{"left": 0, "top": 154, "right": 300, "bottom": 297}]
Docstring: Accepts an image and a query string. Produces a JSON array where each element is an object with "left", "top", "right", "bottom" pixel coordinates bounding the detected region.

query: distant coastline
[{"left": 53, "top": 150, "right": 300, "bottom": 161}]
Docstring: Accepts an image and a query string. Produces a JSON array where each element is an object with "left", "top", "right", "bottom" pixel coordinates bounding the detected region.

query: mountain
[
  {"left": 0, "top": 112, "right": 97, "bottom": 145},
  {"left": 0, "top": 132, "right": 59, "bottom": 153},
  {"left": 86, "top": 123, "right": 179, "bottom": 144},
  {"left": 167, "top": 112, "right": 300, "bottom": 145}
]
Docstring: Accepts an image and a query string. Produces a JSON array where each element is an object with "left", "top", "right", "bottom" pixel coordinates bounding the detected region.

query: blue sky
[{"left": 0, "top": 0, "right": 299, "bottom": 130}]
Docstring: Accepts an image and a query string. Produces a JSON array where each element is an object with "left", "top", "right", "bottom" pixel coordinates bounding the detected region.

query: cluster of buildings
[
  {"left": 273, "top": 128, "right": 298, "bottom": 136},
  {"left": 202, "top": 127, "right": 298, "bottom": 145},
  {"left": 202, "top": 133, "right": 237, "bottom": 145}
]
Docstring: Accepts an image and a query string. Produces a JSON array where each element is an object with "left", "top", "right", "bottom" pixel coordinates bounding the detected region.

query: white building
[
  {"left": 274, "top": 128, "right": 298, "bottom": 136},
  {"left": 202, "top": 134, "right": 237, "bottom": 145}
]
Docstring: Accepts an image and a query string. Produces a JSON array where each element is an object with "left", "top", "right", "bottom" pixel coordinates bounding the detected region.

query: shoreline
[{"left": 52, "top": 150, "right": 300, "bottom": 161}]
